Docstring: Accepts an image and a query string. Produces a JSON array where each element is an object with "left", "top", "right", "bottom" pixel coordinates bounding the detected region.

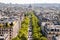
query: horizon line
[{"left": 0, "top": 2, "right": 60, "bottom": 4}]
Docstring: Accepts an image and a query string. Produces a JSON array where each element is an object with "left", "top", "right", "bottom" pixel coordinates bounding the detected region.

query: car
[
  {"left": 28, "top": 36, "right": 32, "bottom": 38},
  {"left": 29, "top": 30, "right": 32, "bottom": 32},
  {"left": 29, "top": 32, "right": 32, "bottom": 36}
]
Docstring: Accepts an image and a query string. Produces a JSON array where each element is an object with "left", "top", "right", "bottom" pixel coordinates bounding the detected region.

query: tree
[
  {"left": 10, "top": 22, "right": 13, "bottom": 26},
  {"left": 21, "top": 34, "right": 27, "bottom": 40},
  {"left": 0, "top": 23, "right": 3, "bottom": 27},
  {"left": 31, "top": 12, "right": 47, "bottom": 40},
  {"left": 12, "top": 37, "right": 20, "bottom": 40},
  {"left": 40, "top": 37, "right": 47, "bottom": 40},
  {"left": 12, "top": 15, "right": 30, "bottom": 40},
  {"left": 6, "top": 22, "right": 9, "bottom": 27}
]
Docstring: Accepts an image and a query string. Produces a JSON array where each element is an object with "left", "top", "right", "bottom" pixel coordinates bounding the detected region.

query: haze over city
[{"left": 0, "top": 0, "right": 60, "bottom": 4}]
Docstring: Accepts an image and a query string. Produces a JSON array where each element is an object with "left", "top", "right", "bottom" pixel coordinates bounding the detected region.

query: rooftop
[
  {"left": 0, "top": 16, "right": 18, "bottom": 28},
  {"left": 44, "top": 21, "right": 60, "bottom": 29}
]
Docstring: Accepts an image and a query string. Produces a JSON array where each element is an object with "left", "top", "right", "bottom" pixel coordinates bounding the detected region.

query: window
[
  {"left": 2, "top": 32, "right": 3, "bottom": 34},
  {"left": 0, "top": 29, "right": 1, "bottom": 31},
  {"left": 55, "top": 29, "right": 59, "bottom": 32},
  {"left": 0, "top": 32, "right": 1, "bottom": 34},
  {"left": 10, "top": 29, "right": 11, "bottom": 31},
  {"left": 56, "top": 34, "right": 58, "bottom": 36},
  {"left": 10, "top": 34, "right": 11, "bottom": 36},
  {"left": 51, "top": 29, "right": 54, "bottom": 31}
]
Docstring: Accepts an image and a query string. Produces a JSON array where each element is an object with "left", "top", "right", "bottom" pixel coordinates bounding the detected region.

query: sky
[{"left": 0, "top": 0, "right": 60, "bottom": 4}]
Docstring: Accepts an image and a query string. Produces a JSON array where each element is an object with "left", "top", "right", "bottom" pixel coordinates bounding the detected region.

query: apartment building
[
  {"left": 0, "top": 33, "right": 9, "bottom": 40},
  {"left": 0, "top": 17, "right": 20, "bottom": 40},
  {"left": 41, "top": 21, "right": 60, "bottom": 40},
  {"left": 52, "top": 35, "right": 60, "bottom": 40}
]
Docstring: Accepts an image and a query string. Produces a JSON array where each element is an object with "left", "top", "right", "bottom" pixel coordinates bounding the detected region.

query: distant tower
[
  {"left": 28, "top": 4, "right": 32, "bottom": 10},
  {"left": 28, "top": 4, "right": 32, "bottom": 8}
]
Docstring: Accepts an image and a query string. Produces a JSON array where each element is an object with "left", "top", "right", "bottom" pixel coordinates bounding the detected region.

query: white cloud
[{"left": 0, "top": 0, "right": 60, "bottom": 4}]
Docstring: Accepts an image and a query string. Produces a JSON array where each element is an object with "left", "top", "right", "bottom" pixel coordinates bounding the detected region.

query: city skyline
[{"left": 0, "top": 0, "right": 60, "bottom": 4}]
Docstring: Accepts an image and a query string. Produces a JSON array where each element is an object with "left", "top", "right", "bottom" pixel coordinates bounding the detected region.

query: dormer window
[
  {"left": 1, "top": 20, "right": 3, "bottom": 21},
  {"left": 51, "top": 29, "right": 54, "bottom": 31}
]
